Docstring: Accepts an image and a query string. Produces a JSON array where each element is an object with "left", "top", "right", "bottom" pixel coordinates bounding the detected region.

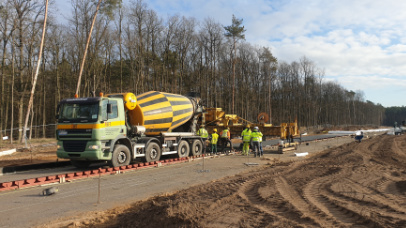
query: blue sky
[{"left": 54, "top": 0, "right": 406, "bottom": 107}]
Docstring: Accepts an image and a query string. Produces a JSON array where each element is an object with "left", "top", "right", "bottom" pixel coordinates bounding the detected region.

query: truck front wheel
[
  {"left": 191, "top": 140, "right": 203, "bottom": 156},
  {"left": 145, "top": 142, "right": 161, "bottom": 162},
  {"left": 109, "top": 145, "right": 131, "bottom": 167},
  {"left": 178, "top": 140, "right": 190, "bottom": 158}
]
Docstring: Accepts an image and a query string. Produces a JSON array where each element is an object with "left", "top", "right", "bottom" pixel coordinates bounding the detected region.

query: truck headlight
[{"left": 88, "top": 145, "right": 100, "bottom": 150}]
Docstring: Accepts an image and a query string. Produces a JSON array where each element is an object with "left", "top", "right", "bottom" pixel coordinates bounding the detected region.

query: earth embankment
[{"left": 42, "top": 134, "right": 406, "bottom": 227}]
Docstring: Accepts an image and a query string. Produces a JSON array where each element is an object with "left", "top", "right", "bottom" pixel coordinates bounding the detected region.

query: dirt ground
[
  {"left": 22, "top": 133, "right": 403, "bottom": 228},
  {"left": 0, "top": 138, "right": 63, "bottom": 167}
]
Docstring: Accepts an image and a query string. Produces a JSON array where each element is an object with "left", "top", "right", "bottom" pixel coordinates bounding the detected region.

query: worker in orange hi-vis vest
[{"left": 219, "top": 127, "right": 231, "bottom": 153}]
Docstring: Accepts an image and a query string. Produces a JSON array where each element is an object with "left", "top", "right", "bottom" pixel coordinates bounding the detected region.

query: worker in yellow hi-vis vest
[
  {"left": 197, "top": 125, "right": 209, "bottom": 153},
  {"left": 241, "top": 125, "right": 251, "bottom": 155},
  {"left": 210, "top": 128, "right": 219, "bottom": 155},
  {"left": 250, "top": 126, "right": 262, "bottom": 157}
]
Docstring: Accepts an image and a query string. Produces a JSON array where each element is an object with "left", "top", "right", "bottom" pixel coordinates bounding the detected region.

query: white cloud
[{"left": 387, "top": 44, "right": 406, "bottom": 53}]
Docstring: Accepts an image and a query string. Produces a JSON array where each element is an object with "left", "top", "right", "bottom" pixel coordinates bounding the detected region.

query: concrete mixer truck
[{"left": 55, "top": 91, "right": 204, "bottom": 168}]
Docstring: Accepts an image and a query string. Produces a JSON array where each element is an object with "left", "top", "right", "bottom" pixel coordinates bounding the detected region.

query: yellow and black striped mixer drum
[{"left": 128, "top": 91, "right": 194, "bottom": 135}]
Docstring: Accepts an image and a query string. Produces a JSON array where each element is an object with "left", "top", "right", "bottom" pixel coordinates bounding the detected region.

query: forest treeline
[
  {"left": 384, "top": 107, "right": 406, "bottom": 127},
  {"left": 0, "top": 0, "right": 398, "bottom": 141}
]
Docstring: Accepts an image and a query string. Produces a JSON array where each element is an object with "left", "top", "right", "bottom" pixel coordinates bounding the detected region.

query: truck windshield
[{"left": 59, "top": 103, "right": 99, "bottom": 123}]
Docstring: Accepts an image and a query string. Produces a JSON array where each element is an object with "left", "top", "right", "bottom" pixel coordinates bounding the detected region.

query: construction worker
[
  {"left": 251, "top": 126, "right": 262, "bottom": 157},
  {"left": 219, "top": 127, "right": 231, "bottom": 153},
  {"left": 241, "top": 125, "right": 251, "bottom": 155},
  {"left": 197, "top": 125, "right": 209, "bottom": 153},
  {"left": 210, "top": 128, "right": 219, "bottom": 154},
  {"left": 258, "top": 128, "right": 264, "bottom": 156},
  {"left": 355, "top": 130, "right": 364, "bottom": 142}
]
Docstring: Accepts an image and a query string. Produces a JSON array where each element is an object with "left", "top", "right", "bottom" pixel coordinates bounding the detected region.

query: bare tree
[
  {"left": 12, "top": 0, "right": 43, "bottom": 142},
  {"left": 114, "top": 2, "right": 124, "bottom": 92},
  {"left": 224, "top": 14, "right": 245, "bottom": 114},
  {"left": 259, "top": 47, "right": 277, "bottom": 123},
  {"left": 174, "top": 16, "right": 196, "bottom": 94},
  {"left": 75, "top": 0, "right": 101, "bottom": 97},
  {"left": 0, "top": 1, "right": 16, "bottom": 141},
  {"left": 199, "top": 18, "right": 223, "bottom": 107},
  {"left": 21, "top": 0, "right": 48, "bottom": 143}
]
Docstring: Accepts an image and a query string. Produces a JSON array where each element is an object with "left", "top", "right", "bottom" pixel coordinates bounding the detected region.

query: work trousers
[
  {"left": 259, "top": 142, "right": 263, "bottom": 156},
  {"left": 242, "top": 141, "right": 250, "bottom": 155},
  {"left": 202, "top": 138, "right": 208, "bottom": 153},
  {"left": 219, "top": 138, "right": 231, "bottom": 152},
  {"left": 252, "top": 141, "right": 260, "bottom": 157},
  {"left": 211, "top": 143, "right": 217, "bottom": 153}
]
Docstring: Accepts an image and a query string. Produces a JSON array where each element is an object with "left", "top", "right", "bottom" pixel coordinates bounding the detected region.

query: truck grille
[
  {"left": 63, "top": 140, "right": 87, "bottom": 152},
  {"left": 58, "top": 129, "right": 92, "bottom": 139}
]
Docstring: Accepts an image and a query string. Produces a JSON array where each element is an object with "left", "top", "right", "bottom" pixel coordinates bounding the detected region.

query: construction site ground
[{"left": 2, "top": 132, "right": 406, "bottom": 227}]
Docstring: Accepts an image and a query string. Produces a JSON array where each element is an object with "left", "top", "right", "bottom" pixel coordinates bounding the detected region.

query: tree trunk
[
  {"left": 75, "top": 0, "right": 101, "bottom": 97},
  {"left": 21, "top": 0, "right": 49, "bottom": 143}
]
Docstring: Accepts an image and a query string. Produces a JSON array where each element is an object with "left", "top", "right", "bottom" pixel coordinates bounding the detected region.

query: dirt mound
[{"left": 43, "top": 134, "right": 406, "bottom": 227}]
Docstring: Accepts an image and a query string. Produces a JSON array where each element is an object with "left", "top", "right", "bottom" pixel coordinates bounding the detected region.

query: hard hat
[
  {"left": 214, "top": 128, "right": 217, "bottom": 132},
  {"left": 200, "top": 124, "right": 205, "bottom": 128},
  {"left": 254, "top": 126, "right": 259, "bottom": 131},
  {"left": 246, "top": 124, "right": 250, "bottom": 128}
]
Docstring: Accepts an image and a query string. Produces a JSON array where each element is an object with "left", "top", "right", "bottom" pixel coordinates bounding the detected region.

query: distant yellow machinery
[{"left": 199, "top": 107, "right": 299, "bottom": 140}]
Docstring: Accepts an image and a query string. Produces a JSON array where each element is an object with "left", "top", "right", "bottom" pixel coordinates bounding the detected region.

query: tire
[
  {"left": 191, "top": 140, "right": 203, "bottom": 156},
  {"left": 178, "top": 140, "right": 190, "bottom": 158},
  {"left": 145, "top": 142, "right": 161, "bottom": 162},
  {"left": 71, "top": 160, "right": 92, "bottom": 169},
  {"left": 109, "top": 144, "right": 131, "bottom": 167}
]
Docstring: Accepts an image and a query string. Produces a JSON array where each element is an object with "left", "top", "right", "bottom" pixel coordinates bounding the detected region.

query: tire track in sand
[
  {"left": 237, "top": 171, "right": 317, "bottom": 227},
  {"left": 303, "top": 173, "right": 360, "bottom": 227},
  {"left": 274, "top": 175, "right": 336, "bottom": 227}
]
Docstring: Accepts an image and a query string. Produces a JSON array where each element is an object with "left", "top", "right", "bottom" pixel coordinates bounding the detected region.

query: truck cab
[{"left": 56, "top": 97, "right": 129, "bottom": 168}]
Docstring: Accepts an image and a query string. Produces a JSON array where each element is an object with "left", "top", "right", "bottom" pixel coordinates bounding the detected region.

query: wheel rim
[
  {"left": 118, "top": 151, "right": 127, "bottom": 164},
  {"left": 194, "top": 144, "right": 201, "bottom": 153},
  {"left": 181, "top": 146, "right": 187, "bottom": 155},
  {"left": 150, "top": 148, "right": 158, "bottom": 159}
]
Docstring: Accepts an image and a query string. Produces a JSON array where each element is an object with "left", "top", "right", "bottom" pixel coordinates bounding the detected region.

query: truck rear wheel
[
  {"left": 109, "top": 145, "right": 131, "bottom": 167},
  {"left": 191, "top": 140, "right": 203, "bottom": 156},
  {"left": 145, "top": 142, "right": 161, "bottom": 162},
  {"left": 178, "top": 140, "right": 190, "bottom": 158}
]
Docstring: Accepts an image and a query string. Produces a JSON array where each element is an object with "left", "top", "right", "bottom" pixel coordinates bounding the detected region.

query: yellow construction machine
[{"left": 199, "top": 107, "right": 299, "bottom": 140}]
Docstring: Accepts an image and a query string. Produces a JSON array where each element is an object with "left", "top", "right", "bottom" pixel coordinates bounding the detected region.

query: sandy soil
[{"left": 28, "top": 133, "right": 405, "bottom": 228}]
